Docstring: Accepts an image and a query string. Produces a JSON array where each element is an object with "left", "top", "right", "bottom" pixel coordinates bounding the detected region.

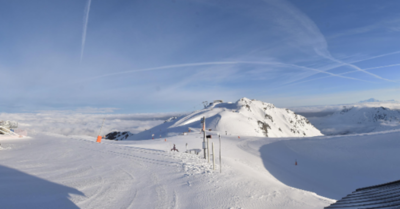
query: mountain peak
[{"left": 129, "top": 98, "right": 322, "bottom": 140}]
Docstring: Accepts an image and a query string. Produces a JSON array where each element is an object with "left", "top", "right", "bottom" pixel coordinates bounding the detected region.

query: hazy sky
[{"left": 1, "top": 0, "right": 400, "bottom": 113}]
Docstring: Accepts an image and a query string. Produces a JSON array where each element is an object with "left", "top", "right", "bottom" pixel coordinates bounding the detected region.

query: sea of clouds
[
  {"left": 0, "top": 112, "right": 184, "bottom": 137},
  {"left": 2, "top": 101, "right": 400, "bottom": 138}
]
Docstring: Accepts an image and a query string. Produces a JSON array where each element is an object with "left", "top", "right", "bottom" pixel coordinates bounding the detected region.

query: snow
[
  {"left": 1, "top": 98, "right": 400, "bottom": 208},
  {"left": 0, "top": 131, "right": 336, "bottom": 209},
  {"left": 309, "top": 106, "right": 400, "bottom": 135},
  {"left": 131, "top": 98, "right": 322, "bottom": 140},
  {"left": 2, "top": 128, "right": 398, "bottom": 208}
]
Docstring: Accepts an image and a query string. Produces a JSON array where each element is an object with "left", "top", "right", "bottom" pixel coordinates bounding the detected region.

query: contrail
[
  {"left": 287, "top": 61, "right": 400, "bottom": 87},
  {"left": 332, "top": 57, "right": 393, "bottom": 82},
  {"left": 315, "top": 50, "right": 394, "bottom": 82},
  {"left": 326, "top": 63, "right": 400, "bottom": 80},
  {"left": 233, "top": 61, "right": 372, "bottom": 82},
  {"left": 80, "top": 62, "right": 243, "bottom": 82},
  {"left": 284, "top": 63, "right": 373, "bottom": 83},
  {"left": 80, "top": 0, "right": 92, "bottom": 62},
  {"left": 79, "top": 61, "right": 371, "bottom": 83},
  {"left": 291, "top": 50, "right": 400, "bottom": 84},
  {"left": 262, "top": 51, "right": 400, "bottom": 87},
  {"left": 352, "top": 50, "right": 400, "bottom": 64},
  {"left": 286, "top": 74, "right": 375, "bottom": 88},
  {"left": 333, "top": 63, "right": 400, "bottom": 76},
  {"left": 364, "top": 63, "right": 400, "bottom": 70}
]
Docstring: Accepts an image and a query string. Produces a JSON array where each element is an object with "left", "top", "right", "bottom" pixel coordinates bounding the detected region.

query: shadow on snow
[{"left": 0, "top": 164, "right": 84, "bottom": 208}]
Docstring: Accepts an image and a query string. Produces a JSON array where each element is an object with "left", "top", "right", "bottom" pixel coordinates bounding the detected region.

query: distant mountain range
[
  {"left": 359, "top": 98, "right": 398, "bottom": 103},
  {"left": 310, "top": 105, "right": 400, "bottom": 135}
]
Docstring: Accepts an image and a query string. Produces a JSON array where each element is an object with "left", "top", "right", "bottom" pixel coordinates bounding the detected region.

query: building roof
[{"left": 325, "top": 179, "right": 400, "bottom": 209}]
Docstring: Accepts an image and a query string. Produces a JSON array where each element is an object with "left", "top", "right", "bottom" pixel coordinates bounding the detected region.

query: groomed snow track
[{"left": 325, "top": 179, "right": 400, "bottom": 209}]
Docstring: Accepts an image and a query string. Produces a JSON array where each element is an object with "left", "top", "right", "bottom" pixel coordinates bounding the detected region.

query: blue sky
[{"left": 1, "top": 0, "right": 400, "bottom": 113}]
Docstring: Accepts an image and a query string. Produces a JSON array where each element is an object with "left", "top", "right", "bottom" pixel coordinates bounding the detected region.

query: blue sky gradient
[{"left": 1, "top": 0, "right": 400, "bottom": 113}]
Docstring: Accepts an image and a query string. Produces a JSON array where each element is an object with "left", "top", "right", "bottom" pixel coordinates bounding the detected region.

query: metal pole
[
  {"left": 203, "top": 117, "right": 206, "bottom": 159},
  {"left": 207, "top": 137, "right": 210, "bottom": 163},
  {"left": 219, "top": 134, "right": 221, "bottom": 173},
  {"left": 212, "top": 142, "right": 215, "bottom": 170}
]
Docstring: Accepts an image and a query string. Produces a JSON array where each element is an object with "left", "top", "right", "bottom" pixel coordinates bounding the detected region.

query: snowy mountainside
[
  {"left": 310, "top": 106, "right": 400, "bottom": 135},
  {"left": 130, "top": 98, "right": 322, "bottom": 140}
]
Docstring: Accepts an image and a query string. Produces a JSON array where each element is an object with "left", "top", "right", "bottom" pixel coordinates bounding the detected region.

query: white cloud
[
  {"left": 38, "top": 107, "right": 119, "bottom": 114},
  {"left": 0, "top": 112, "right": 184, "bottom": 137}
]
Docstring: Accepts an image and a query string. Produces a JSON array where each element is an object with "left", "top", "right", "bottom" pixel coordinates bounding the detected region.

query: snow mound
[
  {"left": 130, "top": 98, "right": 322, "bottom": 140},
  {"left": 311, "top": 106, "right": 400, "bottom": 135}
]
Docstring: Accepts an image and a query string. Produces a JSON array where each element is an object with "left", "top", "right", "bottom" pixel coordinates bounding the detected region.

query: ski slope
[
  {"left": 0, "top": 133, "right": 330, "bottom": 208},
  {"left": 1, "top": 128, "right": 399, "bottom": 208}
]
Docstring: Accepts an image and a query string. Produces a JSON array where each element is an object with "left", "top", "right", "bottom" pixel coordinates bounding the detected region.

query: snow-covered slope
[
  {"left": 310, "top": 106, "right": 400, "bottom": 135},
  {"left": 3, "top": 126, "right": 400, "bottom": 208},
  {"left": 131, "top": 98, "right": 322, "bottom": 140},
  {"left": 0, "top": 131, "right": 336, "bottom": 209}
]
